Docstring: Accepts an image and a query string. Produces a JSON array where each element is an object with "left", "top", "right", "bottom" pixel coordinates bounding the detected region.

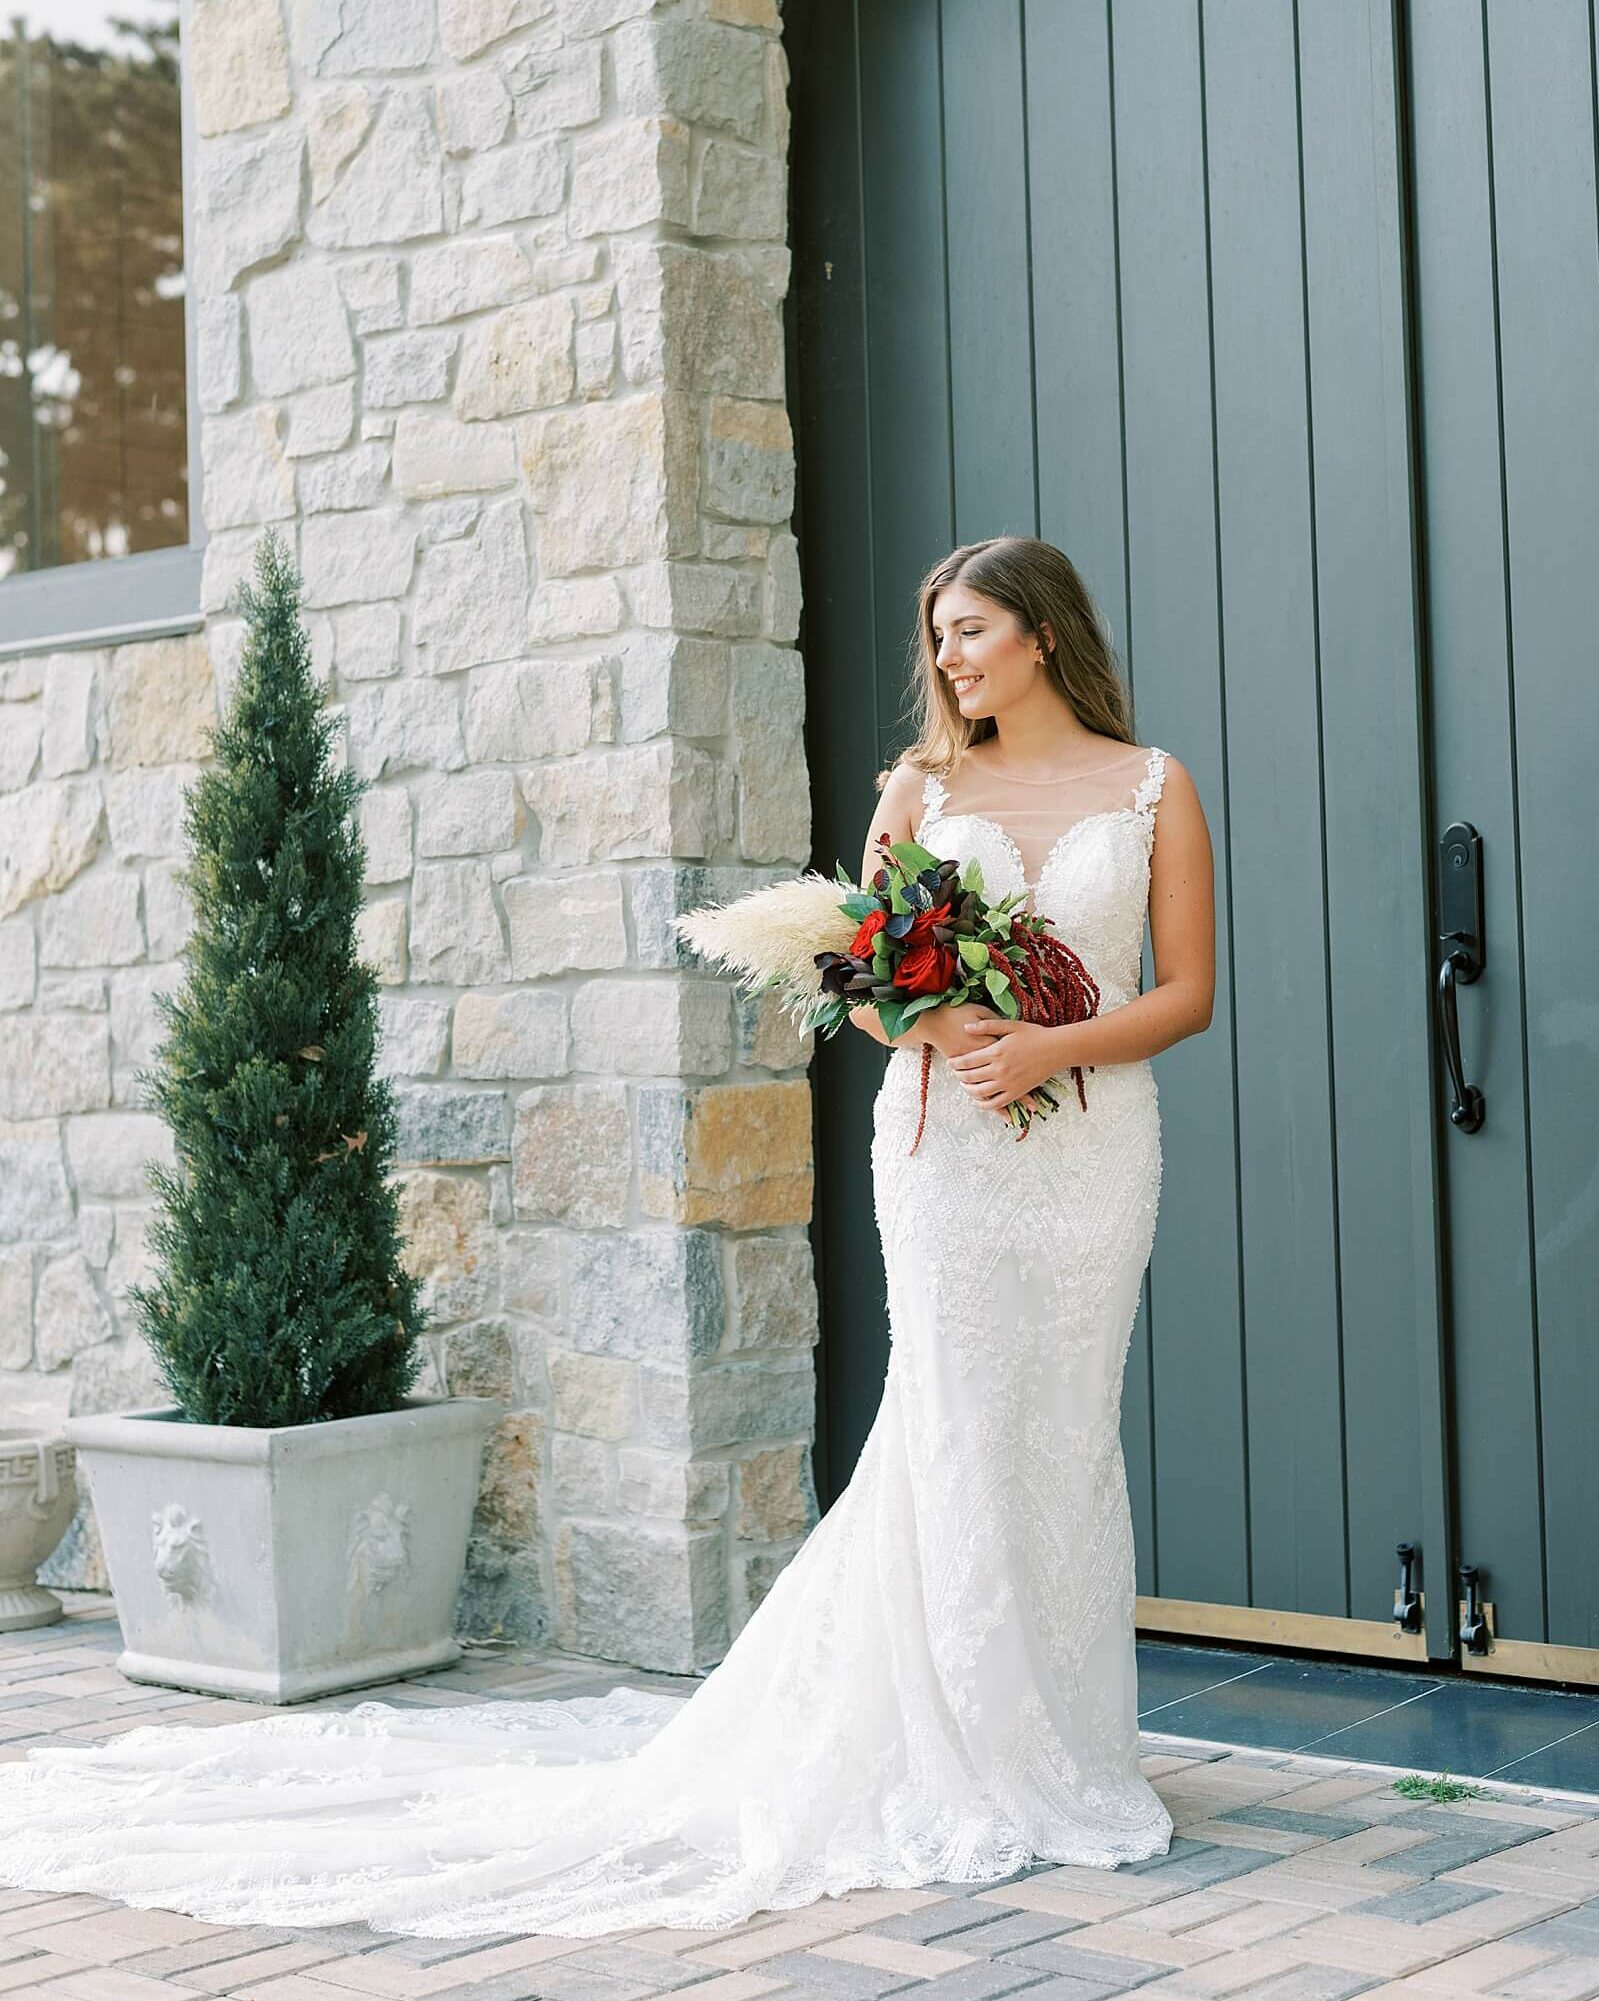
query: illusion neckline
[{"left": 956, "top": 745, "right": 1150, "bottom": 788}]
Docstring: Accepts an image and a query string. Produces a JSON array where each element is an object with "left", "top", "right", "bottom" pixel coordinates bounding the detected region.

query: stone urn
[
  {"left": 65, "top": 1395, "right": 496, "bottom": 1704},
  {"left": 0, "top": 1429, "right": 78, "bottom": 1632}
]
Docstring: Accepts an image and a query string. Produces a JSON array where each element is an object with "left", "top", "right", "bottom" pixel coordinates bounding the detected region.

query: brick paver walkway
[{"left": 5, "top": 1599, "right": 1599, "bottom": 2000}]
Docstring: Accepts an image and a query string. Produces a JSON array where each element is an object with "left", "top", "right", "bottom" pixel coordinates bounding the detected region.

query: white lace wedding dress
[{"left": 0, "top": 745, "right": 1174, "bottom": 1940}]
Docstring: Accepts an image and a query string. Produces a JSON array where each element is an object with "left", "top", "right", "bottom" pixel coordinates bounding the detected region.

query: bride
[{"left": 0, "top": 535, "right": 1216, "bottom": 1941}]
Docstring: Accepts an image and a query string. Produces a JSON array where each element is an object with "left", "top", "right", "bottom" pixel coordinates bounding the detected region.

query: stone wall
[{"left": 0, "top": 0, "right": 821, "bottom": 1672}]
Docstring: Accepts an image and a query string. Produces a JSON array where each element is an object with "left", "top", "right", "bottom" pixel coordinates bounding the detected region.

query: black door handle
[{"left": 1435, "top": 822, "right": 1484, "bottom": 1134}]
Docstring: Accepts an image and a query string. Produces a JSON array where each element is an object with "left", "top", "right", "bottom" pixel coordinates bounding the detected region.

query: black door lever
[{"left": 1435, "top": 822, "right": 1485, "bottom": 1134}]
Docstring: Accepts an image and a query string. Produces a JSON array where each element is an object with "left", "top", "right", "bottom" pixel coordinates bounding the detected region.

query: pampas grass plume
[{"left": 673, "top": 871, "right": 864, "bottom": 1021}]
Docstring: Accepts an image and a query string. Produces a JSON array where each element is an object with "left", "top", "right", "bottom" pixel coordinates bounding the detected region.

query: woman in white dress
[{"left": 0, "top": 536, "right": 1216, "bottom": 1941}]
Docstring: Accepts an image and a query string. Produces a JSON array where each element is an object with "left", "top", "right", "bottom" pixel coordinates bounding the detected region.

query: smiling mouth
[{"left": 950, "top": 675, "right": 984, "bottom": 693}]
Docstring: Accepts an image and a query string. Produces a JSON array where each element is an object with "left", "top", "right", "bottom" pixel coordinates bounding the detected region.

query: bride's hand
[
  {"left": 927, "top": 1004, "right": 1047, "bottom": 1116},
  {"left": 944, "top": 1015, "right": 1061, "bottom": 1112}
]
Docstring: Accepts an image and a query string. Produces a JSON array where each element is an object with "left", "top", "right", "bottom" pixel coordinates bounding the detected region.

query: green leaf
[
  {"left": 878, "top": 1000, "right": 908, "bottom": 1042},
  {"left": 834, "top": 860, "right": 855, "bottom": 886},
  {"left": 839, "top": 893, "right": 877, "bottom": 920},
  {"left": 887, "top": 838, "right": 942, "bottom": 873},
  {"left": 900, "top": 991, "right": 944, "bottom": 1019},
  {"left": 956, "top": 937, "right": 990, "bottom": 970},
  {"left": 959, "top": 855, "right": 986, "bottom": 896}
]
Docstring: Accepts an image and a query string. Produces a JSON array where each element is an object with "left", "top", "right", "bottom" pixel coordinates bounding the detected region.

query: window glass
[{"left": 0, "top": 1, "right": 186, "bottom": 581}]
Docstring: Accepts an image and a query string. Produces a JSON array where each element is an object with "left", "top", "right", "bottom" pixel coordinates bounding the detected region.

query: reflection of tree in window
[{"left": 0, "top": 7, "right": 187, "bottom": 580}]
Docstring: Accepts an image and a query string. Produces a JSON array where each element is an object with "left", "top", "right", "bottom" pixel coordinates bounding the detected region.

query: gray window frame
[{"left": 0, "top": 0, "right": 204, "bottom": 659}]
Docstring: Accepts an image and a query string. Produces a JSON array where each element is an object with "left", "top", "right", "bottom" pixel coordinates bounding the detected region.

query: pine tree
[{"left": 132, "top": 531, "right": 425, "bottom": 1427}]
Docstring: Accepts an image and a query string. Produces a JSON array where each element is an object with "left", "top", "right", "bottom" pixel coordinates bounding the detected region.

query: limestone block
[
  {"left": 511, "top": 1081, "right": 630, "bottom": 1226},
  {"left": 735, "top": 987, "right": 813, "bottom": 1072},
  {"left": 201, "top": 406, "right": 296, "bottom": 532},
  {"left": 732, "top": 641, "right": 809, "bottom": 863},
  {"left": 298, "top": 441, "right": 390, "bottom": 515},
  {"left": 526, "top": 575, "right": 624, "bottom": 644},
  {"left": 310, "top": 89, "right": 444, "bottom": 247},
  {"left": 196, "top": 295, "right": 245, "bottom": 414},
  {"left": 0, "top": 1122, "right": 73, "bottom": 1242},
  {"left": 190, "top": 0, "right": 292, "bottom": 136},
  {"left": 41, "top": 655, "right": 98, "bottom": 778},
  {"left": 306, "top": 83, "right": 372, "bottom": 201},
  {"left": 107, "top": 768, "right": 200, "bottom": 860},
  {"left": 548, "top": 1349, "right": 635, "bottom": 1441},
  {"left": 735, "top": 1441, "right": 815, "bottom": 1540},
  {"left": 436, "top": 68, "right": 511, "bottom": 154},
  {"left": 376, "top": 996, "right": 448, "bottom": 1078},
  {"left": 39, "top": 872, "right": 143, "bottom": 969},
  {"left": 409, "top": 237, "right": 532, "bottom": 324},
  {"left": 392, "top": 1086, "right": 510, "bottom": 1166},
  {"left": 472, "top": 1407, "right": 541, "bottom": 1544},
  {"left": 282, "top": 384, "right": 356, "bottom": 460},
  {"left": 615, "top": 240, "right": 783, "bottom": 400},
  {"left": 35, "top": 1252, "right": 110, "bottom": 1371},
  {"left": 293, "top": 0, "right": 435, "bottom": 74},
  {"left": 65, "top": 1113, "right": 175, "bottom": 1201},
  {"left": 335, "top": 604, "right": 402, "bottom": 683},
  {"left": 503, "top": 869, "right": 626, "bottom": 977},
  {"left": 249, "top": 264, "right": 355, "bottom": 396},
  {"left": 193, "top": 126, "right": 303, "bottom": 292},
  {"left": 766, "top": 528, "right": 802, "bottom": 643},
  {"left": 109, "top": 967, "right": 182, "bottom": 1076},
  {"left": 574, "top": 319, "right": 615, "bottom": 398},
  {"left": 65, "top": 1331, "right": 167, "bottom": 1414},
  {"left": 413, "top": 501, "right": 529, "bottom": 675},
  {"left": 0, "top": 1018, "right": 110, "bottom": 1120},
  {"left": 0, "top": 663, "right": 42, "bottom": 700},
  {"left": 338, "top": 254, "right": 403, "bottom": 333},
  {"left": 355, "top": 896, "right": 408, "bottom": 984},
  {"left": 300, "top": 509, "right": 417, "bottom": 609},
  {"left": 364, "top": 330, "right": 455, "bottom": 410},
  {"left": 570, "top": 118, "right": 689, "bottom": 236},
  {"left": 0, "top": 777, "right": 96, "bottom": 916},
  {"left": 415, "top": 772, "right": 522, "bottom": 857},
  {"left": 439, "top": 0, "right": 555, "bottom": 60},
  {"left": 104, "top": 635, "right": 214, "bottom": 771},
  {"left": 393, "top": 410, "right": 516, "bottom": 500},
  {"left": 625, "top": 558, "right": 762, "bottom": 637},
  {"left": 640, "top": 1355, "right": 814, "bottom": 1455},
  {"left": 705, "top": 398, "right": 793, "bottom": 523},
  {"left": 358, "top": 787, "right": 412, "bottom": 883},
  {"left": 629, "top": 863, "right": 781, "bottom": 973},
  {"left": 38, "top": 973, "right": 106, "bottom": 1011},
  {"left": 458, "top": 139, "right": 565, "bottom": 231},
  {"left": 516, "top": 391, "right": 696, "bottom": 574},
  {"left": 0, "top": 705, "right": 40, "bottom": 791},
  {"left": 616, "top": 633, "right": 728, "bottom": 742},
  {"left": 0, "top": 1249, "right": 31, "bottom": 1369},
  {"left": 522, "top": 741, "right": 720, "bottom": 868},
  {"left": 612, "top": 19, "right": 765, "bottom": 143},
  {"left": 461, "top": 660, "right": 592, "bottom": 763},
  {"left": 454, "top": 297, "right": 575, "bottom": 420},
  {"left": 551, "top": 1432, "right": 616, "bottom": 1515},
  {"left": 616, "top": 1448, "right": 729, "bottom": 1524},
  {"left": 396, "top": 1170, "right": 496, "bottom": 1323},
  {"left": 409, "top": 861, "right": 508, "bottom": 985},
  {"left": 558, "top": 0, "right": 655, "bottom": 34},
  {"left": 452, "top": 991, "right": 568, "bottom": 1081},
  {"left": 694, "top": 140, "right": 785, "bottom": 241},
  {"left": 346, "top": 679, "right": 464, "bottom": 779},
  {"left": 142, "top": 864, "right": 191, "bottom": 960},
  {"left": 0, "top": 921, "right": 35, "bottom": 1009},
  {"left": 502, "top": 41, "right": 602, "bottom": 137},
  {"left": 569, "top": 978, "right": 731, "bottom": 1078},
  {"left": 637, "top": 1078, "right": 811, "bottom": 1229},
  {"left": 564, "top": 1227, "right": 722, "bottom": 1366},
  {"left": 555, "top": 1517, "right": 725, "bottom": 1671}
]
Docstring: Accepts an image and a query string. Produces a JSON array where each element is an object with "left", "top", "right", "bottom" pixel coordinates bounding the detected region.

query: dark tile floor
[{"left": 1137, "top": 1636, "right": 1599, "bottom": 1792}]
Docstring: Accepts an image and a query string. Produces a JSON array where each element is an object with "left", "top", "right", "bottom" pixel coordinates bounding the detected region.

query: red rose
[
  {"left": 898, "top": 935, "right": 956, "bottom": 997},
  {"left": 850, "top": 907, "right": 888, "bottom": 958}
]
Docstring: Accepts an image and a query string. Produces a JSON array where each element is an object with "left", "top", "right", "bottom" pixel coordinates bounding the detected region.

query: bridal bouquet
[{"left": 674, "top": 832, "right": 1100, "bottom": 1152}]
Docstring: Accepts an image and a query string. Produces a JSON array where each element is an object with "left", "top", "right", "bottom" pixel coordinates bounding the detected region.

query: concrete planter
[
  {"left": 0, "top": 1430, "right": 77, "bottom": 1632},
  {"left": 64, "top": 1396, "right": 497, "bottom": 1704}
]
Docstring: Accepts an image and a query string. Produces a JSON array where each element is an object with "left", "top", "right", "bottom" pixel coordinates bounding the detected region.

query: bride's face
[{"left": 929, "top": 585, "right": 1046, "bottom": 722}]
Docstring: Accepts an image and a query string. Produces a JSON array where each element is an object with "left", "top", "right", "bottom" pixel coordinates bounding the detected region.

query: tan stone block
[
  {"left": 454, "top": 297, "right": 576, "bottom": 419},
  {"left": 104, "top": 635, "right": 214, "bottom": 771},
  {"left": 511, "top": 1081, "right": 631, "bottom": 1227},
  {"left": 474, "top": 1410, "right": 543, "bottom": 1543},
  {"left": 548, "top": 1349, "right": 635, "bottom": 1441},
  {"left": 734, "top": 1441, "right": 812, "bottom": 1540},
  {"left": 641, "top": 1079, "right": 811, "bottom": 1228},
  {"left": 396, "top": 1170, "right": 495, "bottom": 1323},
  {"left": 0, "top": 780, "right": 103, "bottom": 919},
  {"left": 189, "top": 0, "right": 292, "bottom": 135},
  {"left": 517, "top": 392, "right": 698, "bottom": 575}
]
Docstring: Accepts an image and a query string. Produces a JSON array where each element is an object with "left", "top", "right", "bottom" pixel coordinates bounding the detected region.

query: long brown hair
[{"left": 878, "top": 536, "right": 1135, "bottom": 791}]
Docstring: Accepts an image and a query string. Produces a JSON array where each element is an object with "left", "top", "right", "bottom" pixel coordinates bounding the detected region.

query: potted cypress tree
[{"left": 65, "top": 533, "right": 495, "bottom": 1703}]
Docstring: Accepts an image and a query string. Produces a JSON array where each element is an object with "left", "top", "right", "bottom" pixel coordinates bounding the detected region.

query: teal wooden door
[{"left": 787, "top": 0, "right": 1599, "bottom": 1679}]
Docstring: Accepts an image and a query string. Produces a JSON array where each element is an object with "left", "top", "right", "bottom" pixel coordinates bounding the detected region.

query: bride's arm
[{"left": 843, "top": 762, "right": 946, "bottom": 1052}]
